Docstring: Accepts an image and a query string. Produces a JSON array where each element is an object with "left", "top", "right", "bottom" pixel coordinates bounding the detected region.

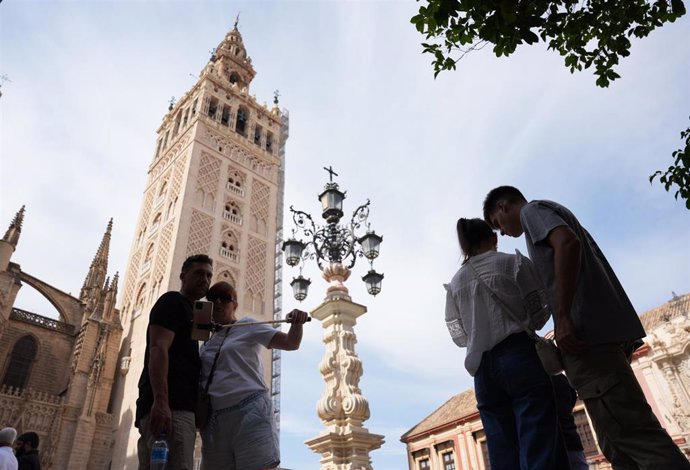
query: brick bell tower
[{"left": 109, "top": 21, "right": 289, "bottom": 469}]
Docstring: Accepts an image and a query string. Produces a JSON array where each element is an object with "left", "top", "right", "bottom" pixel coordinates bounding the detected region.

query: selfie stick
[{"left": 215, "top": 316, "right": 312, "bottom": 329}]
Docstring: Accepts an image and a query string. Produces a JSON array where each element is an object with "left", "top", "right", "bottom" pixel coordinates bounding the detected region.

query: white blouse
[{"left": 444, "top": 250, "right": 550, "bottom": 376}]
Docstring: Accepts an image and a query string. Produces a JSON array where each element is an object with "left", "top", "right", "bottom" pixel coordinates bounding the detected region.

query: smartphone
[{"left": 191, "top": 300, "right": 214, "bottom": 341}]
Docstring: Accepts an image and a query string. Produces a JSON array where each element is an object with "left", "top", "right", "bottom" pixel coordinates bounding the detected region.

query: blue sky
[{"left": 1, "top": 1, "right": 689, "bottom": 469}]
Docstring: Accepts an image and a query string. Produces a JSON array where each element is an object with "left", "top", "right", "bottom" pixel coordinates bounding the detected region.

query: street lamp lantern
[
  {"left": 358, "top": 230, "right": 383, "bottom": 260},
  {"left": 282, "top": 238, "right": 305, "bottom": 267},
  {"left": 318, "top": 182, "right": 345, "bottom": 223},
  {"left": 362, "top": 270, "right": 384, "bottom": 296},
  {"left": 282, "top": 166, "right": 384, "bottom": 302},
  {"left": 290, "top": 275, "right": 311, "bottom": 301}
]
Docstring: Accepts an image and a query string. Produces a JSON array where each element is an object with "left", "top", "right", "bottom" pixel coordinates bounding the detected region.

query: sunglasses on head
[{"left": 208, "top": 293, "right": 234, "bottom": 303}]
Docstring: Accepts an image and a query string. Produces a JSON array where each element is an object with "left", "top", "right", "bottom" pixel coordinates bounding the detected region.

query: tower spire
[
  {"left": 80, "top": 219, "right": 113, "bottom": 301},
  {"left": 203, "top": 19, "right": 256, "bottom": 88},
  {"left": 3, "top": 205, "right": 25, "bottom": 247}
]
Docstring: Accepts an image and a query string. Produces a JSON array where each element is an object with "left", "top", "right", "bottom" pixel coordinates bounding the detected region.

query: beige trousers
[
  {"left": 563, "top": 343, "right": 690, "bottom": 470},
  {"left": 137, "top": 410, "right": 196, "bottom": 470}
]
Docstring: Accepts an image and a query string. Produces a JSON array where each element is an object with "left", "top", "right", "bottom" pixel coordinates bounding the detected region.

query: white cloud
[{"left": 1, "top": 3, "right": 688, "bottom": 470}]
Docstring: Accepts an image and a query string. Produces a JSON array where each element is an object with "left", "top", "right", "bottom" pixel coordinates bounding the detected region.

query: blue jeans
[{"left": 475, "top": 333, "right": 570, "bottom": 470}]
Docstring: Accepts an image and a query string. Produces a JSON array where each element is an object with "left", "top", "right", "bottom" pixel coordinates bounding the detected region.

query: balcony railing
[
  {"left": 219, "top": 247, "right": 238, "bottom": 262},
  {"left": 10, "top": 308, "right": 75, "bottom": 335},
  {"left": 226, "top": 183, "right": 244, "bottom": 197},
  {"left": 223, "top": 211, "right": 242, "bottom": 225}
]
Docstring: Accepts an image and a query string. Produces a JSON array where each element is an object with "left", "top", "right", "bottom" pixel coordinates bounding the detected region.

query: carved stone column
[{"left": 305, "top": 263, "right": 384, "bottom": 470}]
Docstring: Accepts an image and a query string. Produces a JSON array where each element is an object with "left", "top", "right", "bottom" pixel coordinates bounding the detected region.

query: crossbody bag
[
  {"left": 196, "top": 327, "right": 230, "bottom": 429},
  {"left": 468, "top": 261, "right": 564, "bottom": 375}
]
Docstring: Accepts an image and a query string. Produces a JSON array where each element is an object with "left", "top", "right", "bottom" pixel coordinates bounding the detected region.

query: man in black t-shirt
[{"left": 136, "top": 254, "right": 213, "bottom": 470}]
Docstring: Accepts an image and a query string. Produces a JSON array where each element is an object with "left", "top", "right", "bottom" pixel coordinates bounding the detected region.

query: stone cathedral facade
[
  {"left": 0, "top": 209, "right": 123, "bottom": 470},
  {"left": 109, "top": 24, "right": 288, "bottom": 469}
]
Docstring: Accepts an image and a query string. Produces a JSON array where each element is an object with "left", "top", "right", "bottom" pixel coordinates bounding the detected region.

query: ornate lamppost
[{"left": 283, "top": 167, "right": 385, "bottom": 470}]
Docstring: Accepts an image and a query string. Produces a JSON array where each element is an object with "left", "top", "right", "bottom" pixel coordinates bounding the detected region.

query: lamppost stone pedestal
[{"left": 305, "top": 264, "right": 384, "bottom": 470}]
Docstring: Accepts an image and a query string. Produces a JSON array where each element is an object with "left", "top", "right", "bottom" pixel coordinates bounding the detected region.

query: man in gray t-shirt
[{"left": 483, "top": 186, "right": 690, "bottom": 470}]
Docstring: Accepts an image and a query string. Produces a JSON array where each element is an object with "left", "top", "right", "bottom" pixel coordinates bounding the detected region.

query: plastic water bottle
[{"left": 150, "top": 433, "right": 169, "bottom": 470}]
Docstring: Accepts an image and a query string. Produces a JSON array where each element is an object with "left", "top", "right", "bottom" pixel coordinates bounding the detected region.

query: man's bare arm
[
  {"left": 148, "top": 325, "right": 175, "bottom": 437},
  {"left": 546, "top": 225, "right": 585, "bottom": 355}
]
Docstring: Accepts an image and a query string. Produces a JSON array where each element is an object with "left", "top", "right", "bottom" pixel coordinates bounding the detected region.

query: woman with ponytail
[{"left": 444, "top": 218, "right": 570, "bottom": 470}]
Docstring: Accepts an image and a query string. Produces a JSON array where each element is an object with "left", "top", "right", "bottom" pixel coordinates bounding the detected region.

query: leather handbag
[
  {"left": 468, "top": 262, "right": 564, "bottom": 375},
  {"left": 534, "top": 336, "right": 564, "bottom": 375},
  {"left": 196, "top": 328, "right": 230, "bottom": 429}
]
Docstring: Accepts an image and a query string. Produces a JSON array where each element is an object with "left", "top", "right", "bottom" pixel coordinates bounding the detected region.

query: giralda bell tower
[{"left": 110, "top": 23, "right": 288, "bottom": 469}]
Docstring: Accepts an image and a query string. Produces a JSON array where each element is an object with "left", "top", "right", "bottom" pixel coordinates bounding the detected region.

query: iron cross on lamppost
[{"left": 282, "top": 168, "right": 385, "bottom": 470}]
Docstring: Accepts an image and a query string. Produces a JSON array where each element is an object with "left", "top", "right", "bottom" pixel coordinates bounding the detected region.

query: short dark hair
[
  {"left": 181, "top": 254, "right": 213, "bottom": 273},
  {"left": 482, "top": 186, "right": 527, "bottom": 228},
  {"left": 456, "top": 218, "right": 495, "bottom": 264},
  {"left": 18, "top": 432, "right": 39, "bottom": 449}
]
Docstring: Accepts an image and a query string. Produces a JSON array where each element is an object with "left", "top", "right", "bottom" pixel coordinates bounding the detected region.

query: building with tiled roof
[
  {"left": 639, "top": 292, "right": 690, "bottom": 331},
  {"left": 401, "top": 389, "right": 478, "bottom": 442},
  {"left": 401, "top": 293, "right": 690, "bottom": 470}
]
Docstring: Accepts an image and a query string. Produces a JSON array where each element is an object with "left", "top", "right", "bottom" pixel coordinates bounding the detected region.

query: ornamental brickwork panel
[
  {"left": 140, "top": 190, "right": 155, "bottom": 230},
  {"left": 197, "top": 151, "right": 222, "bottom": 200},
  {"left": 245, "top": 236, "right": 267, "bottom": 295},
  {"left": 249, "top": 180, "right": 270, "bottom": 235},
  {"left": 170, "top": 153, "right": 188, "bottom": 198},
  {"left": 122, "top": 250, "right": 141, "bottom": 308},
  {"left": 186, "top": 210, "right": 214, "bottom": 258},
  {"left": 153, "top": 222, "right": 174, "bottom": 282}
]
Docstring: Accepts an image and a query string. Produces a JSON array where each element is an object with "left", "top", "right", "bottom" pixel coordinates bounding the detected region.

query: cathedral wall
[{"left": 0, "top": 320, "right": 74, "bottom": 394}]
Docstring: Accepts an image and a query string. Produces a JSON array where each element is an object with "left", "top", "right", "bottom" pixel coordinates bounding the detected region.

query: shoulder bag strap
[
  {"left": 204, "top": 327, "right": 230, "bottom": 393},
  {"left": 467, "top": 260, "right": 539, "bottom": 341}
]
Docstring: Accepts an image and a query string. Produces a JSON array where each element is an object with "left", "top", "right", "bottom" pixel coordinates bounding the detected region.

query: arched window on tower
[
  {"left": 155, "top": 182, "right": 167, "bottom": 208},
  {"left": 2, "top": 335, "right": 38, "bottom": 390},
  {"left": 220, "top": 230, "right": 239, "bottom": 262},
  {"left": 226, "top": 171, "right": 245, "bottom": 197},
  {"left": 165, "top": 198, "right": 177, "bottom": 221},
  {"left": 235, "top": 107, "right": 248, "bottom": 137},
  {"left": 150, "top": 213, "right": 162, "bottom": 234},
  {"left": 132, "top": 283, "right": 148, "bottom": 320},
  {"left": 137, "top": 227, "right": 147, "bottom": 247},
  {"left": 266, "top": 132, "right": 274, "bottom": 154},
  {"left": 208, "top": 97, "right": 219, "bottom": 120},
  {"left": 142, "top": 244, "right": 154, "bottom": 273},
  {"left": 217, "top": 270, "right": 236, "bottom": 286},
  {"left": 173, "top": 112, "right": 182, "bottom": 135},
  {"left": 229, "top": 72, "right": 243, "bottom": 88},
  {"left": 221, "top": 105, "right": 231, "bottom": 126},
  {"left": 223, "top": 201, "right": 242, "bottom": 225},
  {"left": 254, "top": 125, "right": 263, "bottom": 146}
]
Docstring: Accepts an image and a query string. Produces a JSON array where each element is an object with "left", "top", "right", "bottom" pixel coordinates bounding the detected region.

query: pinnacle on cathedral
[
  {"left": 2, "top": 205, "right": 25, "bottom": 247},
  {"left": 80, "top": 218, "right": 113, "bottom": 301}
]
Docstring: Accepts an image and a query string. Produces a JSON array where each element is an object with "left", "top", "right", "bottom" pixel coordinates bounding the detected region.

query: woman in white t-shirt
[
  {"left": 199, "top": 281, "right": 308, "bottom": 470},
  {"left": 444, "top": 218, "right": 569, "bottom": 470}
]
